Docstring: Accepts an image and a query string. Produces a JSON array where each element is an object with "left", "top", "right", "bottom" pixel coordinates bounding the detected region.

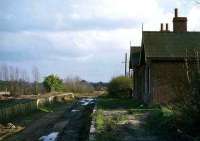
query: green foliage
[
  {"left": 108, "top": 76, "right": 132, "bottom": 97},
  {"left": 95, "top": 110, "right": 121, "bottom": 141},
  {"left": 145, "top": 108, "right": 177, "bottom": 139},
  {"left": 97, "top": 95, "right": 143, "bottom": 110},
  {"left": 43, "top": 74, "right": 64, "bottom": 92},
  {"left": 95, "top": 110, "right": 105, "bottom": 131}
]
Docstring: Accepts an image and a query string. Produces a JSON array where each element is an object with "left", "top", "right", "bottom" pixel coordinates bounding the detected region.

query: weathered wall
[
  {"left": 150, "top": 61, "right": 188, "bottom": 104},
  {"left": 134, "top": 66, "right": 145, "bottom": 101}
]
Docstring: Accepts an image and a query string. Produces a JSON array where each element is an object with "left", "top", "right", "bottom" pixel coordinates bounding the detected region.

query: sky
[{"left": 0, "top": 0, "right": 200, "bottom": 82}]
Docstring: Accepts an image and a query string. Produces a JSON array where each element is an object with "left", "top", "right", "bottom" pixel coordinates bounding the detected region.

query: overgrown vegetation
[
  {"left": 95, "top": 109, "right": 123, "bottom": 141},
  {"left": 94, "top": 95, "right": 158, "bottom": 141},
  {"left": 97, "top": 95, "right": 143, "bottom": 110},
  {"left": 108, "top": 76, "right": 132, "bottom": 98},
  {"left": 144, "top": 107, "right": 178, "bottom": 140},
  {"left": 169, "top": 51, "right": 200, "bottom": 139},
  {"left": 145, "top": 51, "right": 200, "bottom": 140}
]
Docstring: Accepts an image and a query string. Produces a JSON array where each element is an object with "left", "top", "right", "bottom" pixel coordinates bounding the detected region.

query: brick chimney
[{"left": 173, "top": 8, "right": 187, "bottom": 32}]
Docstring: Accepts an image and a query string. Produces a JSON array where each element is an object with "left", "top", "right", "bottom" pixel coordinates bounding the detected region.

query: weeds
[
  {"left": 144, "top": 107, "right": 177, "bottom": 140},
  {"left": 94, "top": 110, "right": 127, "bottom": 141}
]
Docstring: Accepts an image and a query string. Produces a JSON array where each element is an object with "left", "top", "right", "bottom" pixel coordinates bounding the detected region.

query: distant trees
[
  {"left": 0, "top": 64, "right": 9, "bottom": 81},
  {"left": 64, "top": 76, "right": 94, "bottom": 93},
  {"left": 0, "top": 64, "right": 95, "bottom": 95},
  {"left": 108, "top": 76, "right": 132, "bottom": 98},
  {"left": 32, "top": 66, "right": 40, "bottom": 95},
  {"left": 0, "top": 64, "right": 41, "bottom": 95},
  {"left": 42, "top": 75, "right": 95, "bottom": 93}
]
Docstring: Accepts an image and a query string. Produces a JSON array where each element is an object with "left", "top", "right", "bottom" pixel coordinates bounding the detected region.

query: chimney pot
[
  {"left": 166, "top": 23, "right": 169, "bottom": 31},
  {"left": 175, "top": 8, "right": 178, "bottom": 17},
  {"left": 160, "top": 23, "right": 163, "bottom": 31}
]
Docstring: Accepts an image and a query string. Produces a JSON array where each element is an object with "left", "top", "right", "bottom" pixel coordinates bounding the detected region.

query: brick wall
[
  {"left": 150, "top": 61, "right": 188, "bottom": 104},
  {"left": 135, "top": 66, "right": 145, "bottom": 101}
]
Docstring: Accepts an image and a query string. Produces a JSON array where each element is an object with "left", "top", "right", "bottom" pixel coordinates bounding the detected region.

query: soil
[
  {"left": 4, "top": 103, "right": 72, "bottom": 141},
  {"left": 3, "top": 98, "right": 96, "bottom": 141}
]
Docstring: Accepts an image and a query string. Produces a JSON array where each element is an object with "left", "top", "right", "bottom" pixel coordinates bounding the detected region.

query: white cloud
[{"left": 187, "top": 5, "right": 200, "bottom": 31}]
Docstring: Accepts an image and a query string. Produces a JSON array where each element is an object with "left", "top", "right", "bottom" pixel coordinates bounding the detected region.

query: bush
[{"left": 108, "top": 76, "right": 132, "bottom": 98}]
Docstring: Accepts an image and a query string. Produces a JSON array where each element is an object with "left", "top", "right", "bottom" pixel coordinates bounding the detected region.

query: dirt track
[
  {"left": 5, "top": 104, "right": 71, "bottom": 141},
  {"left": 4, "top": 98, "right": 96, "bottom": 141}
]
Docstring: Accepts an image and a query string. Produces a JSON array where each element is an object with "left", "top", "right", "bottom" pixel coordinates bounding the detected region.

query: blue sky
[{"left": 0, "top": 0, "right": 200, "bottom": 82}]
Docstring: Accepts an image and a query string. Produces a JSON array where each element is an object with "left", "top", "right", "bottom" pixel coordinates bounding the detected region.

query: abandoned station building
[{"left": 129, "top": 9, "right": 200, "bottom": 104}]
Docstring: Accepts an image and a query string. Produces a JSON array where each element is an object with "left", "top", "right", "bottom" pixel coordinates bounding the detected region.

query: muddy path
[
  {"left": 4, "top": 98, "right": 96, "bottom": 141},
  {"left": 5, "top": 103, "right": 74, "bottom": 141},
  {"left": 57, "top": 98, "right": 96, "bottom": 141}
]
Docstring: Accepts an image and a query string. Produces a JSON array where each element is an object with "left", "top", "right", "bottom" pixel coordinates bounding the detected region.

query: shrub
[{"left": 108, "top": 76, "right": 132, "bottom": 98}]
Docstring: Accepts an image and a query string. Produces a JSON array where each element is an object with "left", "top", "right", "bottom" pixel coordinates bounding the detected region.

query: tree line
[
  {"left": 0, "top": 64, "right": 104, "bottom": 96},
  {"left": 0, "top": 64, "right": 40, "bottom": 95}
]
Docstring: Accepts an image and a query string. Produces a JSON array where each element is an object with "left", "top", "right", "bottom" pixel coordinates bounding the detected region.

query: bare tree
[
  {"left": 64, "top": 76, "right": 94, "bottom": 93},
  {"left": 32, "top": 66, "right": 40, "bottom": 95},
  {"left": 20, "top": 69, "right": 30, "bottom": 95},
  {"left": 9, "top": 66, "right": 15, "bottom": 81},
  {"left": 0, "top": 64, "right": 9, "bottom": 93},
  {"left": 15, "top": 67, "right": 20, "bottom": 81},
  {"left": 32, "top": 66, "right": 40, "bottom": 82},
  {"left": 0, "top": 64, "right": 9, "bottom": 81},
  {"left": 21, "top": 69, "right": 30, "bottom": 82},
  {"left": 8, "top": 66, "right": 21, "bottom": 95}
]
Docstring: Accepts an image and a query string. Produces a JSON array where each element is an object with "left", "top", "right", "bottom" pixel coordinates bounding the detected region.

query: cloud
[
  {"left": 0, "top": 0, "right": 181, "bottom": 32},
  {"left": 187, "top": 5, "right": 200, "bottom": 30},
  {"left": 0, "top": 0, "right": 200, "bottom": 82}
]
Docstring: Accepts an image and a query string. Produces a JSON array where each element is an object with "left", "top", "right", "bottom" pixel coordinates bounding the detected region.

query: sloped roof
[
  {"left": 129, "top": 46, "right": 141, "bottom": 69},
  {"left": 142, "top": 31, "right": 200, "bottom": 59}
]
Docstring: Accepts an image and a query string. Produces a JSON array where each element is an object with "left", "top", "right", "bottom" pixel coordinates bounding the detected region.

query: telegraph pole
[
  {"left": 122, "top": 53, "right": 128, "bottom": 77},
  {"left": 125, "top": 53, "right": 127, "bottom": 76}
]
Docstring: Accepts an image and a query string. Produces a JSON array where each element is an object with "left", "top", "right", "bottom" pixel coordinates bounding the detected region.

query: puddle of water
[
  {"left": 79, "top": 98, "right": 95, "bottom": 106},
  {"left": 71, "top": 109, "right": 80, "bottom": 112},
  {"left": 39, "top": 132, "right": 59, "bottom": 141}
]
